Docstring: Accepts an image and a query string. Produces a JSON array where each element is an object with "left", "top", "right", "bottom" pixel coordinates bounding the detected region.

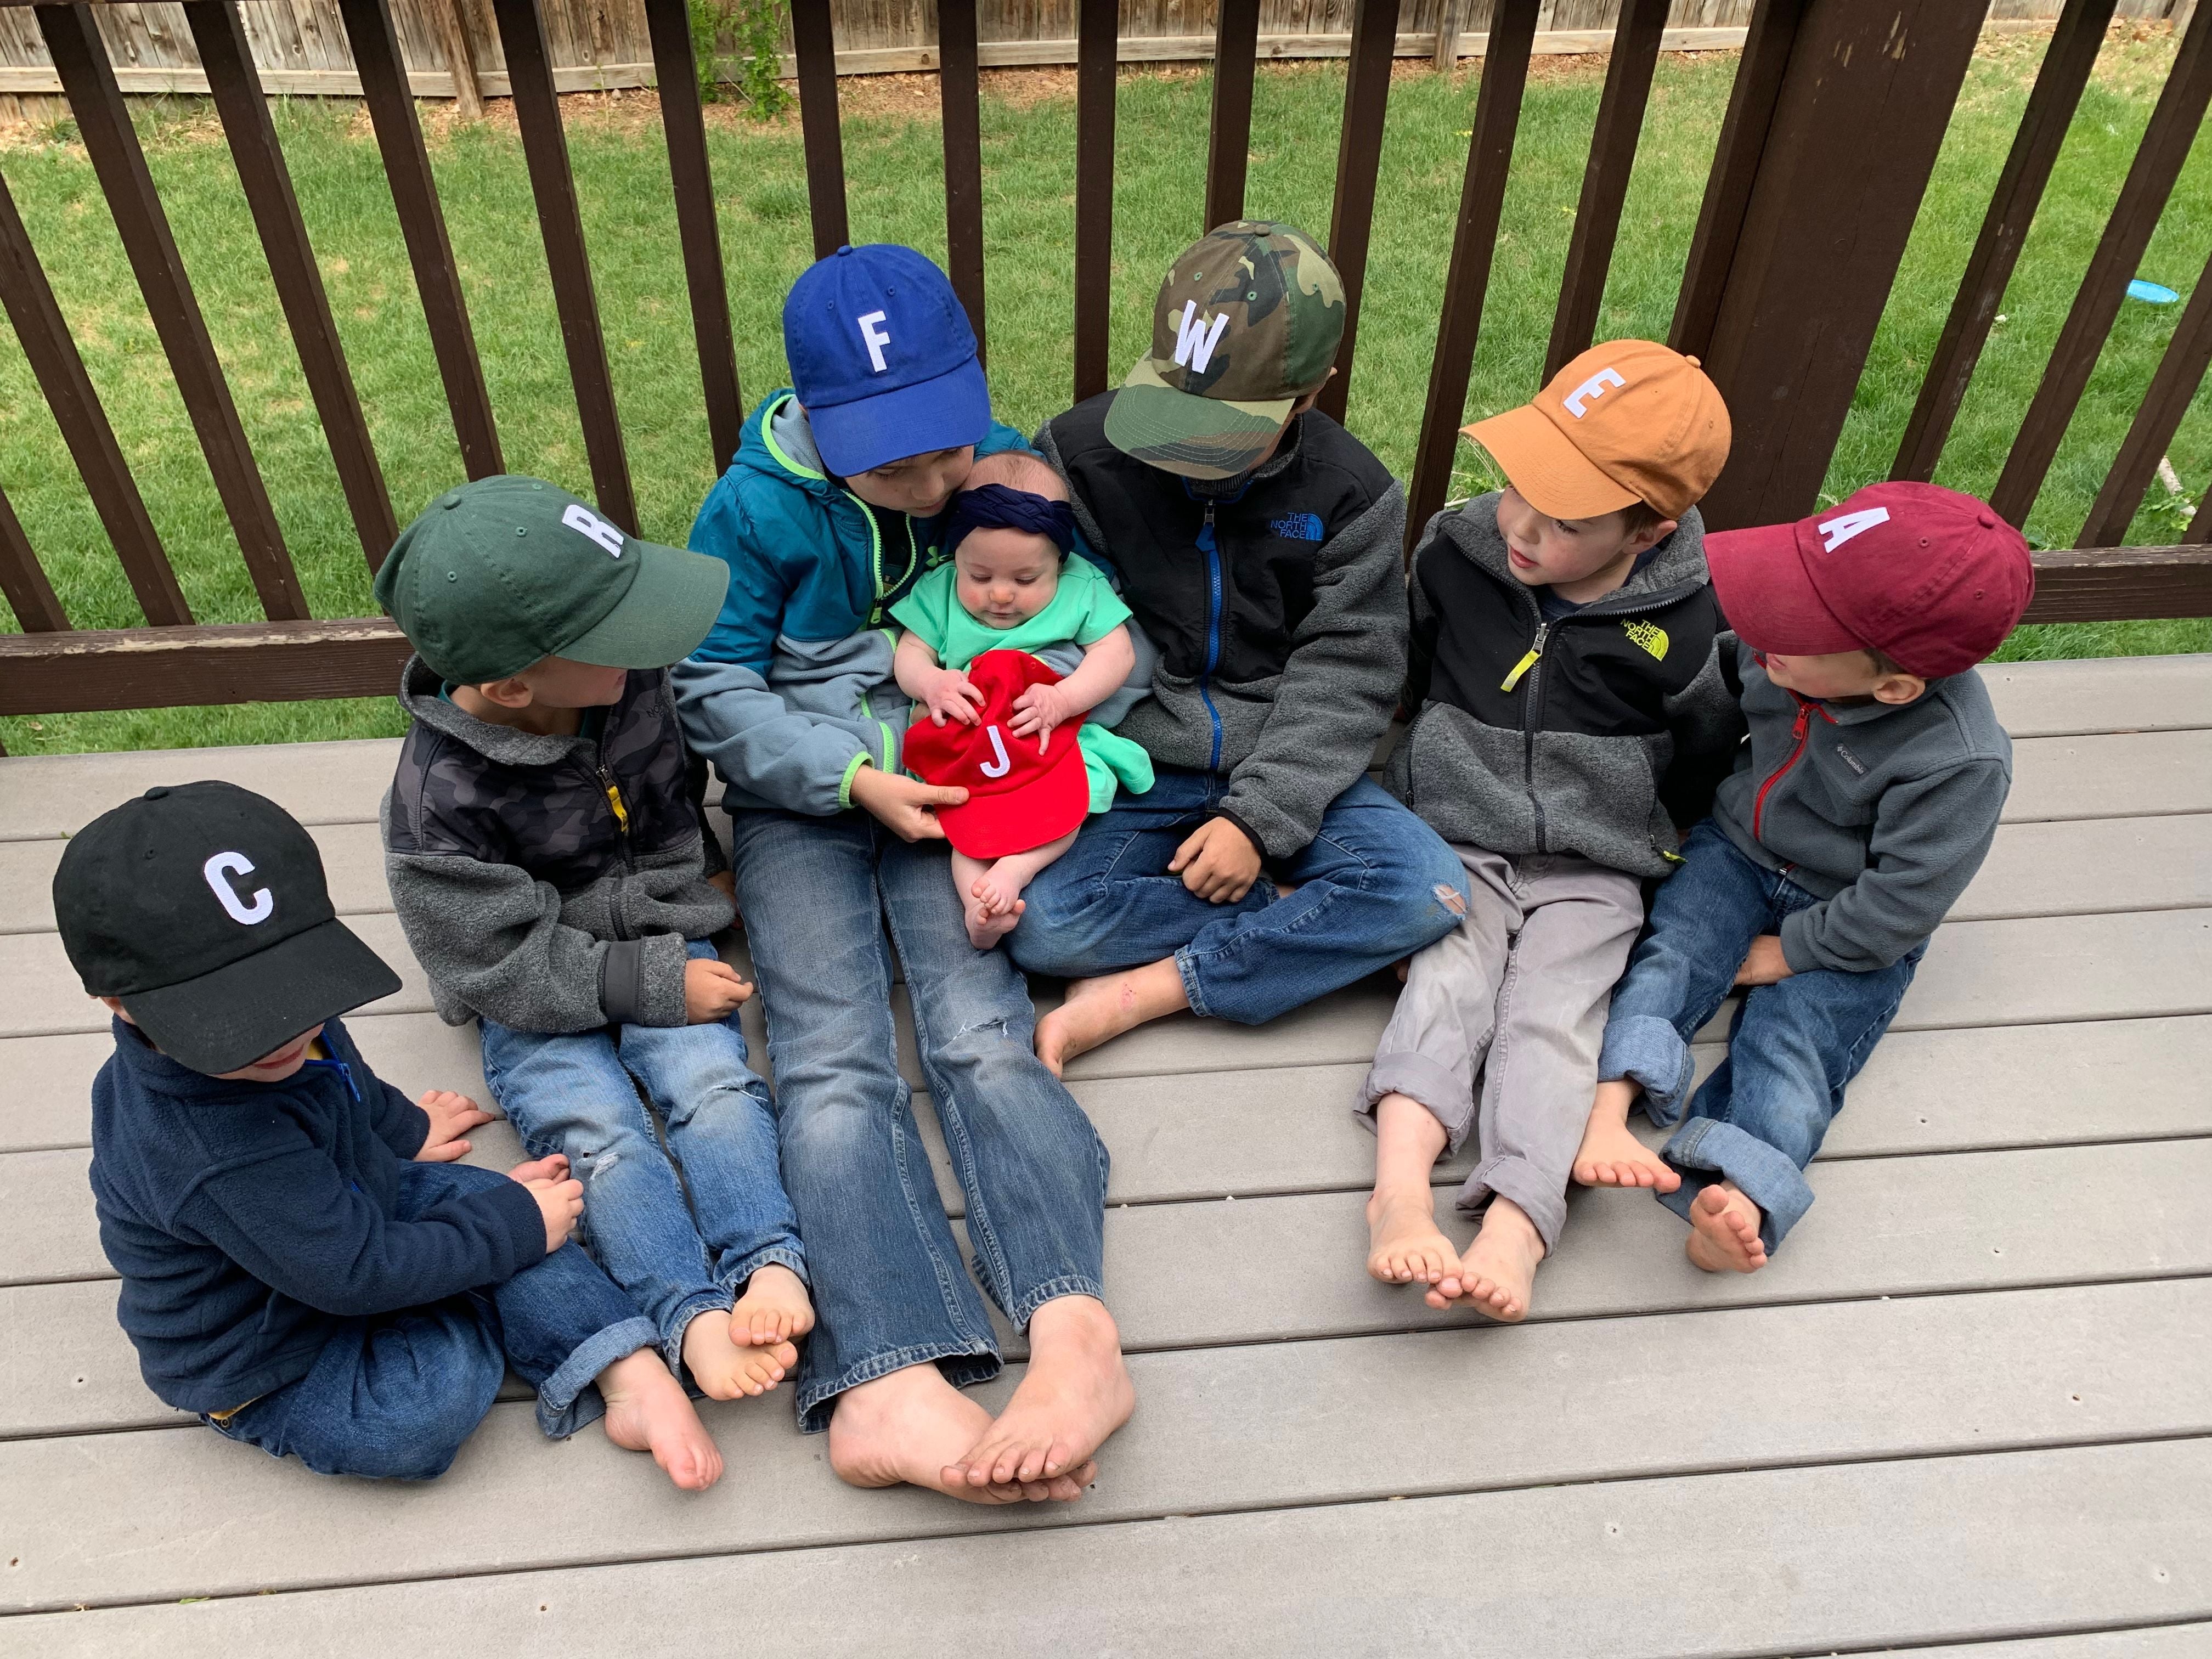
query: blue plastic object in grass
[{"left": 2128, "top": 279, "right": 2180, "bottom": 304}]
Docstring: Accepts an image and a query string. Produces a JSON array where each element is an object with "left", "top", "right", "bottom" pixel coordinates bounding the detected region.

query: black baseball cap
[{"left": 54, "top": 782, "right": 401, "bottom": 1075}]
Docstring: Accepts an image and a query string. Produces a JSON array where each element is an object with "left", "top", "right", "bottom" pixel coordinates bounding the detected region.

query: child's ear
[
  {"left": 1633, "top": 518, "right": 1678, "bottom": 556},
  {"left": 1871, "top": 671, "right": 1927, "bottom": 706},
  {"left": 472, "top": 674, "right": 535, "bottom": 711},
  {"left": 95, "top": 995, "right": 132, "bottom": 1022}
]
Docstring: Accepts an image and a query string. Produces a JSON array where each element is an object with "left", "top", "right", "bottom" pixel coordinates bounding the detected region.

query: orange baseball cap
[{"left": 1462, "top": 340, "right": 1731, "bottom": 521}]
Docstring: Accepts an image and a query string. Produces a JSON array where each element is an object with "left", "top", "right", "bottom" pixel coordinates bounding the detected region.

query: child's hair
[
  {"left": 964, "top": 449, "right": 1068, "bottom": 501},
  {"left": 1619, "top": 500, "right": 1668, "bottom": 538},
  {"left": 1865, "top": 644, "right": 1906, "bottom": 678}
]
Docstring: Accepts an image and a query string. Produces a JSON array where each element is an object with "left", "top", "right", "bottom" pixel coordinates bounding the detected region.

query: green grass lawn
[{"left": 2, "top": 26, "right": 2209, "bottom": 755}]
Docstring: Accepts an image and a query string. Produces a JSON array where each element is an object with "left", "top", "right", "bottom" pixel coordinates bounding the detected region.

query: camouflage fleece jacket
[{"left": 382, "top": 657, "right": 733, "bottom": 1034}]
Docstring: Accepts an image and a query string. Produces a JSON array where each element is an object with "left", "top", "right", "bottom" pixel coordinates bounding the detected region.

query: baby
[{"left": 893, "top": 450, "right": 1153, "bottom": 948}]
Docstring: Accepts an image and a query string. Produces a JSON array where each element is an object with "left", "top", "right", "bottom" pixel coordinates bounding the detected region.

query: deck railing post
[
  {"left": 1203, "top": 0, "right": 1261, "bottom": 234},
  {"left": 0, "top": 481, "right": 69, "bottom": 635},
  {"left": 939, "top": 0, "right": 989, "bottom": 364},
  {"left": 792, "top": 1, "right": 850, "bottom": 259},
  {"left": 1317, "top": 0, "right": 1398, "bottom": 425},
  {"left": 1072, "top": 0, "right": 1119, "bottom": 404},
  {"left": 2079, "top": 240, "right": 2212, "bottom": 548}
]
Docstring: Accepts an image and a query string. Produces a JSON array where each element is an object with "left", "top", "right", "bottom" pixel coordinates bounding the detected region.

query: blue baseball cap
[{"left": 783, "top": 244, "right": 990, "bottom": 477}]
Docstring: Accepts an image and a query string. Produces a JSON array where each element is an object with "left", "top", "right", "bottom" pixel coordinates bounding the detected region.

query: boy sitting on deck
[
  {"left": 1012, "top": 221, "right": 1470, "bottom": 1072},
  {"left": 376, "top": 476, "right": 812, "bottom": 1406},
  {"left": 1359, "top": 341, "right": 1741, "bottom": 1323},
  {"left": 63, "top": 782, "right": 719, "bottom": 1487},
  {"left": 1575, "top": 482, "right": 2034, "bottom": 1273}
]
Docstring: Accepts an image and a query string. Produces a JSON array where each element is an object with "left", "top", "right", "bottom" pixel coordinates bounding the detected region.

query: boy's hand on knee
[
  {"left": 523, "top": 1175, "right": 584, "bottom": 1253},
  {"left": 414, "top": 1088, "right": 497, "bottom": 1162},
  {"left": 684, "top": 956, "right": 754, "bottom": 1024},
  {"left": 1170, "top": 816, "right": 1262, "bottom": 904},
  {"left": 850, "top": 765, "right": 968, "bottom": 842},
  {"left": 1734, "top": 934, "right": 1793, "bottom": 986}
]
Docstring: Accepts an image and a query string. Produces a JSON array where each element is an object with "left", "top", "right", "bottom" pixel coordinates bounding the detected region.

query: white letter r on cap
[
  {"left": 858, "top": 310, "right": 893, "bottom": 374},
  {"left": 203, "top": 851, "right": 274, "bottom": 926}
]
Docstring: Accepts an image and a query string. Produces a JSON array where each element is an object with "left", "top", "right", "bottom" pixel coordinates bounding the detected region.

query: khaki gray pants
[{"left": 1357, "top": 844, "right": 1644, "bottom": 1249}]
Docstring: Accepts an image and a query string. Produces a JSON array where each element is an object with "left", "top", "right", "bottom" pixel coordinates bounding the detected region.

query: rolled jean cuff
[
  {"left": 1008, "top": 1273, "right": 1108, "bottom": 1331},
  {"left": 726, "top": 1243, "right": 810, "bottom": 1296},
  {"left": 797, "top": 1339, "right": 1001, "bottom": 1436},
  {"left": 537, "top": 1313, "right": 658, "bottom": 1440},
  {"left": 1459, "top": 1155, "right": 1567, "bottom": 1252},
  {"left": 1657, "top": 1117, "right": 1813, "bottom": 1254},
  {"left": 662, "top": 1285, "right": 739, "bottom": 1377},
  {"left": 1598, "top": 1014, "right": 1697, "bottom": 1125},
  {"left": 1357, "top": 1052, "right": 1475, "bottom": 1153},
  {"left": 1172, "top": 946, "right": 1214, "bottom": 1020}
]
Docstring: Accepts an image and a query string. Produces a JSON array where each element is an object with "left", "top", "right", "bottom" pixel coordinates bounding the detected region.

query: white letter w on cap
[
  {"left": 203, "top": 852, "right": 274, "bottom": 926},
  {"left": 1562, "top": 367, "right": 1627, "bottom": 418},
  {"left": 1818, "top": 506, "right": 1890, "bottom": 552},
  {"left": 1171, "top": 301, "right": 1231, "bottom": 374},
  {"left": 857, "top": 310, "right": 893, "bottom": 374}
]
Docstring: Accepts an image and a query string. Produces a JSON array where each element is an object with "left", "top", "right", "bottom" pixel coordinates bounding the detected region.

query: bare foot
[
  {"left": 1366, "top": 1186, "right": 1458, "bottom": 1288},
  {"left": 1430, "top": 1197, "right": 1545, "bottom": 1320},
  {"left": 598, "top": 1347, "right": 723, "bottom": 1491},
  {"left": 945, "top": 1295, "right": 1133, "bottom": 1491},
  {"left": 1574, "top": 1080, "right": 1681, "bottom": 1190},
  {"left": 1685, "top": 1181, "right": 1769, "bottom": 1274},
  {"left": 681, "top": 1308, "right": 799, "bottom": 1400},
  {"left": 1034, "top": 959, "right": 1188, "bottom": 1077},
  {"left": 829, "top": 1362, "right": 1091, "bottom": 1504},
  {"left": 963, "top": 889, "right": 1024, "bottom": 950},
  {"left": 731, "top": 1263, "right": 816, "bottom": 1347}
]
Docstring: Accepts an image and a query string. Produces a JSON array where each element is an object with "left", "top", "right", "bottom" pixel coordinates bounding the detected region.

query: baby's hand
[
  {"left": 1008, "top": 681, "right": 1074, "bottom": 752},
  {"left": 525, "top": 1175, "right": 584, "bottom": 1253},
  {"left": 415, "top": 1089, "right": 496, "bottom": 1163},
  {"left": 922, "top": 668, "right": 985, "bottom": 726},
  {"left": 684, "top": 956, "right": 753, "bottom": 1024}
]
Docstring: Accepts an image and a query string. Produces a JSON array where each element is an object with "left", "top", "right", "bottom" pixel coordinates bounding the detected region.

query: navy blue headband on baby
[{"left": 944, "top": 483, "right": 1077, "bottom": 558}]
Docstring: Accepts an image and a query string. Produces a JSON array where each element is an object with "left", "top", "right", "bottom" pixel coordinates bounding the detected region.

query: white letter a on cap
[
  {"left": 204, "top": 851, "right": 274, "bottom": 926},
  {"left": 1817, "top": 506, "right": 1890, "bottom": 552}
]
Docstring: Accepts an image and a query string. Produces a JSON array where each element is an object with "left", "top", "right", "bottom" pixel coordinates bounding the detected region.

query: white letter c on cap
[{"left": 203, "top": 851, "right": 274, "bottom": 926}]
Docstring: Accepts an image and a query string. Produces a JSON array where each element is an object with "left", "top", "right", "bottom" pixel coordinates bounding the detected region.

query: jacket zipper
[
  {"left": 843, "top": 486, "right": 901, "bottom": 764},
  {"left": 1197, "top": 501, "right": 1226, "bottom": 774},
  {"left": 1752, "top": 691, "right": 1830, "bottom": 843},
  {"left": 1507, "top": 621, "right": 1552, "bottom": 851},
  {"left": 594, "top": 709, "right": 638, "bottom": 939}
]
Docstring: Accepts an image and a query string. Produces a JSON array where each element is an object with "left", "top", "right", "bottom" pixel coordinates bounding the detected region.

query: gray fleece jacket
[
  {"left": 382, "top": 659, "right": 733, "bottom": 1033},
  {"left": 1714, "top": 644, "right": 2012, "bottom": 974}
]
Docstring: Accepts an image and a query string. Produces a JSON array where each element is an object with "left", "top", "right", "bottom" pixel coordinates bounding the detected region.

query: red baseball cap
[
  {"left": 902, "top": 650, "right": 1091, "bottom": 859},
  {"left": 1705, "top": 482, "right": 2035, "bottom": 679}
]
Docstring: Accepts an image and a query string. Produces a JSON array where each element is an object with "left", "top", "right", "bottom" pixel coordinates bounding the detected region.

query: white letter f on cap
[
  {"left": 857, "top": 310, "right": 893, "bottom": 374},
  {"left": 203, "top": 851, "right": 274, "bottom": 926}
]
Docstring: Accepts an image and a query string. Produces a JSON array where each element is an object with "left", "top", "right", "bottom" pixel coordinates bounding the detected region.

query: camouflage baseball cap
[{"left": 1103, "top": 221, "right": 1346, "bottom": 480}]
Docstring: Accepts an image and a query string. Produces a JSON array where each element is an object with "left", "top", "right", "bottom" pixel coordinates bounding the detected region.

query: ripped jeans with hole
[{"left": 479, "top": 939, "right": 805, "bottom": 1378}]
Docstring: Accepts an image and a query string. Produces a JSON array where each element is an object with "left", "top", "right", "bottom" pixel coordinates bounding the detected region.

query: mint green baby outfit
[{"left": 890, "top": 556, "right": 1154, "bottom": 814}]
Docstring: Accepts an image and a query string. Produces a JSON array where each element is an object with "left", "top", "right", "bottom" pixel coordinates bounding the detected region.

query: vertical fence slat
[
  {"left": 1668, "top": 0, "right": 1803, "bottom": 362},
  {"left": 642, "top": 0, "right": 743, "bottom": 474},
  {"left": 1991, "top": 1, "right": 2212, "bottom": 529},
  {"left": 1406, "top": 0, "right": 1542, "bottom": 542},
  {"left": 939, "top": 0, "right": 988, "bottom": 364},
  {"left": 337, "top": 0, "right": 503, "bottom": 480},
  {"left": 38, "top": 1, "right": 308, "bottom": 623},
  {"left": 1891, "top": 0, "right": 2117, "bottom": 485},
  {"left": 0, "top": 166, "right": 190, "bottom": 628},
  {"left": 0, "top": 481, "right": 69, "bottom": 635},
  {"left": 1204, "top": 0, "right": 1260, "bottom": 234},
  {"left": 2078, "top": 245, "right": 2212, "bottom": 547},
  {"left": 1544, "top": 0, "right": 1668, "bottom": 380},
  {"left": 490, "top": 0, "right": 636, "bottom": 532},
  {"left": 1072, "top": 0, "right": 1118, "bottom": 403},
  {"left": 791, "top": 0, "right": 849, "bottom": 259},
  {"left": 188, "top": 0, "right": 398, "bottom": 573},
  {"left": 1316, "top": 0, "right": 1398, "bottom": 425}
]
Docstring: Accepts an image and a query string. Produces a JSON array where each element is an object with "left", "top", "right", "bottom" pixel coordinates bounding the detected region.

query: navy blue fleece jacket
[{"left": 88, "top": 1015, "right": 546, "bottom": 1414}]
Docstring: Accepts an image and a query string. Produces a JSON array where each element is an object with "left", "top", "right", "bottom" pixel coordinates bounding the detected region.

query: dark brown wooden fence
[{"left": 2, "top": 0, "right": 2210, "bottom": 722}]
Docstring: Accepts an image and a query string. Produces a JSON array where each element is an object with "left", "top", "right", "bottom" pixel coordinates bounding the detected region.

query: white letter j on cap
[
  {"left": 203, "top": 851, "right": 274, "bottom": 926},
  {"left": 1562, "top": 367, "right": 1627, "bottom": 419},
  {"left": 979, "top": 725, "right": 1013, "bottom": 778},
  {"left": 858, "top": 310, "right": 893, "bottom": 374}
]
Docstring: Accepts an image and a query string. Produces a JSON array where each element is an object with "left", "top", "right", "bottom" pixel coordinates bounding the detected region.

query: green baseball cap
[
  {"left": 374, "top": 476, "right": 730, "bottom": 685},
  {"left": 1103, "top": 221, "right": 1347, "bottom": 480}
]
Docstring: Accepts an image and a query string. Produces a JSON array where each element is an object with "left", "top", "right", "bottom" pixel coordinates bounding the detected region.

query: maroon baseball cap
[
  {"left": 902, "top": 650, "right": 1091, "bottom": 859},
  {"left": 1705, "top": 482, "right": 2035, "bottom": 679}
]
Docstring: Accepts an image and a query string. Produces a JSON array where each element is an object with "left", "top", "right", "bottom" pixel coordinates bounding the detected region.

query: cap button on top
[
  {"left": 1977, "top": 511, "right": 1997, "bottom": 528},
  {"left": 143, "top": 786, "right": 168, "bottom": 799}
]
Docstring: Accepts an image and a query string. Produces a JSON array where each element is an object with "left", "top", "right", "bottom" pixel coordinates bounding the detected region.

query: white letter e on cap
[{"left": 204, "top": 851, "right": 274, "bottom": 926}]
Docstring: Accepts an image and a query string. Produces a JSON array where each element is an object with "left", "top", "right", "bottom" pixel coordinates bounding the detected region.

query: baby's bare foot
[
  {"left": 1365, "top": 1185, "right": 1457, "bottom": 1288},
  {"left": 963, "top": 890, "right": 1024, "bottom": 950},
  {"left": 682, "top": 1308, "right": 797, "bottom": 1400},
  {"left": 1431, "top": 1197, "right": 1544, "bottom": 1320},
  {"left": 944, "top": 1295, "right": 1132, "bottom": 1492},
  {"left": 830, "top": 1363, "right": 1084, "bottom": 1504},
  {"left": 731, "top": 1263, "right": 815, "bottom": 1347},
  {"left": 598, "top": 1348, "right": 723, "bottom": 1491},
  {"left": 1573, "top": 1114, "right": 1681, "bottom": 1191},
  {"left": 1685, "top": 1182, "right": 1768, "bottom": 1274}
]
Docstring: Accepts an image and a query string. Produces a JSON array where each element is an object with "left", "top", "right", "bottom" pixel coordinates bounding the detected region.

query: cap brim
[
  {"left": 1103, "top": 357, "right": 1294, "bottom": 481},
  {"left": 809, "top": 354, "right": 991, "bottom": 479},
  {"left": 560, "top": 540, "right": 731, "bottom": 672},
  {"left": 1704, "top": 522, "right": 1866, "bottom": 657},
  {"left": 122, "top": 917, "right": 403, "bottom": 1075},
  {"left": 936, "top": 740, "right": 1092, "bottom": 861},
  {"left": 1462, "top": 404, "right": 1640, "bottom": 521}
]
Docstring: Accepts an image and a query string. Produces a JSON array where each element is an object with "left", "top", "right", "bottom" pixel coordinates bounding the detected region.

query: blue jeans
[
  {"left": 480, "top": 939, "right": 804, "bottom": 1375},
  {"left": 1007, "top": 771, "right": 1469, "bottom": 1025},
  {"left": 1598, "top": 820, "right": 1924, "bottom": 1254},
  {"left": 205, "top": 1161, "right": 656, "bottom": 1480},
  {"left": 727, "top": 808, "right": 1110, "bottom": 1433}
]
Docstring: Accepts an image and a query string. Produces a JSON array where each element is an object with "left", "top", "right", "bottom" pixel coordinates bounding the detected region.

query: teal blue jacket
[{"left": 672, "top": 390, "right": 1028, "bottom": 816}]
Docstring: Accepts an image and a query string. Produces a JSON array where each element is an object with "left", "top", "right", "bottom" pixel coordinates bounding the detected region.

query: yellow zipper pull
[
  {"left": 1500, "top": 623, "right": 1550, "bottom": 692},
  {"left": 604, "top": 783, "right": 629, "bottom": 831}
]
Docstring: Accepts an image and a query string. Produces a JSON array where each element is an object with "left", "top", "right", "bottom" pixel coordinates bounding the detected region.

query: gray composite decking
[{"left": 0, "top": 653, "right": 2205, "bottom": 1658}]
